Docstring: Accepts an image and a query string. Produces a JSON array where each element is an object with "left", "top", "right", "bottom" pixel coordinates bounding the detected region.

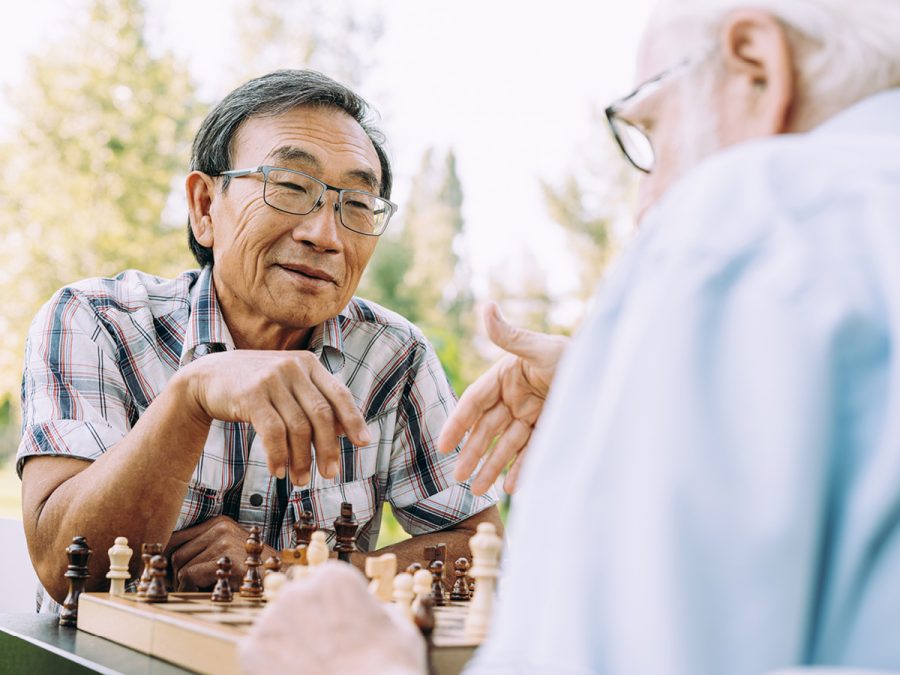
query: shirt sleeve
[
  {"left": 386, "top": 336, "right": 498, "bottom": 535},
  {"left": 17, "top": 287, "right": 132, "bottom": 476}
]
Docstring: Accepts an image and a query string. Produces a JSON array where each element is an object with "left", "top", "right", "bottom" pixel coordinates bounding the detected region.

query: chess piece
[
  {"left": 411, "top": 567, "right": 433, "bottom": 615},
  {"left": 392, "top": 572, "right": 415, "bottom": 621},
  {"left": 332, "top": 502, "right": 358, "bottom": 563},
  {"left": 283, "top": 545, "right": 309, "bottom": 580},
  {"left": 293, "top": 510, "right": 316, "bottom": 547},
  {"left": 429, "top": 560, "right": 446, "bottom": 606},
  {"left": 414, "top": 595, "right": 436, "bottom": 675},
  {"left": 307, "top": 530, "right": 330, "bottom": 568},
  {"left": 450, "top": 557, "right": 471, "bottom": 601},
  {"left": 211, "top": 556, "right": 233, "bottom": 603},
  {"left": 106, "top": 536, "right": 132, "bottom": 597},
  {"left": 263, "top": 556, "right": 282, "bottom": 577},
  {"left": 424, "top": 543, "right": 447, "bottom": 566},
  {"left": 464, "top": 522, "right": 503, "bottom": 640},
  {"left": 263, "top": 570, "right": 287, "bottom": 601},
  {"left": 240, "top": 526, "right": 264, "bottom": 599},
  {"left": 364, "top": 553, "right": 397, "bottom": 602},
  {"left": 59, "top": 535, "right": 91, "bottom": 627},
  {"left": 406, "top": 562, "right": 422, "bottom": 575},
  {"left": 143, "top": 555, "right": 169, "bottom": 603},
  {"left": 136, "top": 542, "right": 161, "bottom": 597}
]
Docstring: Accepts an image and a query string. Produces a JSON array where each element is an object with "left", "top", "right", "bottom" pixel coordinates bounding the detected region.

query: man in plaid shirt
[{"left": 17, "top": 70, "right": 500, "bottom": 609}]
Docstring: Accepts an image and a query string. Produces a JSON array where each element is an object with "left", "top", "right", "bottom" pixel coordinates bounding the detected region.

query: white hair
[{"left": 650, "top": 0, "right": 900, "bottom": 129}]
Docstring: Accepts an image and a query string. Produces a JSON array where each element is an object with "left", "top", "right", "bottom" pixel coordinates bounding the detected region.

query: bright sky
[{"left": 0, "top": 0, "right": 656, "bottom": 302}]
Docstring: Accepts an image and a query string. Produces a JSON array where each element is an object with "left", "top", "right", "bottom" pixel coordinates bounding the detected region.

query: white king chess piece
[
  {"left": 106, "top": 536, "right": 133, "bottom": 597},
  {"left": 464, "top": 522, "right": 503, "bottom": 640}
]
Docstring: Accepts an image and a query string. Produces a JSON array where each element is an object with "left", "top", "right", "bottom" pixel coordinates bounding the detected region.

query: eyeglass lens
[{"left": 263, "top": 168, "right": 389, "bottom": 235}]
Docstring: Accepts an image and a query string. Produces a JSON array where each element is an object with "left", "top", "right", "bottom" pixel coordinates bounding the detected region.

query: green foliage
[
  {"left": 0, "top": 0, "right": 203, "bottom": 410},
  {"left": 359, "top": 149, "right": 483, "bottom": 394}
]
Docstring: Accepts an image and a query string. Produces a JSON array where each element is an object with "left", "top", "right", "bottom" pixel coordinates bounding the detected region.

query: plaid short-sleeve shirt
[{"left": 19, "top": 267, "right": 497, "bottom": 610}]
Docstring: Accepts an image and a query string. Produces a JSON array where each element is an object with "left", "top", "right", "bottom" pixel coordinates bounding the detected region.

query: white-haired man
[{"left": 242, "top": 2, "right": 900, "bottom": 673}]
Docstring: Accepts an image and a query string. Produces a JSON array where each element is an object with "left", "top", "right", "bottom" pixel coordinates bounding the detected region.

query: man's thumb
[{"left": 483, "top": 302, "right": 542, "bottom": 360}]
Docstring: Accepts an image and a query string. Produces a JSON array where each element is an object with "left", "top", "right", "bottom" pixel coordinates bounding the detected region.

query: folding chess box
[{"left": 77, "top": 591, "right": 477, "bottom": 675}]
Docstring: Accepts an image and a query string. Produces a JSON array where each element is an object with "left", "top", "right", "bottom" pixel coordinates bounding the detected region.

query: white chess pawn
[
  {"left": 106, "top": 536, "right": 132, "bottom": 596},
  {"left": 263, "top": 571, "right": 287, "bottom": 601},
  {"left": 465, "top": 522, "right": 503, "bottom": 640},
  {"left": 365, "top": 553, "right": 397, "bottom": 602},
  {"left": 307, "top": 531, "right": 330, "bottom": 568},
  {"left": 392, "top": 572, "right": 415, "bottom": 621},
  {"left": 411, "top": 568, "right": 433, "bottom": 615}
]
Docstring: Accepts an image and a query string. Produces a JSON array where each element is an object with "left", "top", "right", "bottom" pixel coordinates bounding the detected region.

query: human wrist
[{"left": 169, "top": 364, "right": 214, "bottom": 428}]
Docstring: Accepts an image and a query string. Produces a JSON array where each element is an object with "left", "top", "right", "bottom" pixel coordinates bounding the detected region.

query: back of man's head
[{"left": 650, "top": 0, "right": 900, "bottom": 130}]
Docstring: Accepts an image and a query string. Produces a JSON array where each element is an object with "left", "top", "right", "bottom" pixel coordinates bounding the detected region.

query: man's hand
[
  {"left": 179, "top": 350, "right": 371, "bottom": 485},
  {"left": 438, "top": 303, "right": 568, "bottom": 495},
  {"left": 165, "top": 516, "right": 279, "bottom": 591},
  {"left": 239, "top": 562, "right": 426, "bottom": 675}
]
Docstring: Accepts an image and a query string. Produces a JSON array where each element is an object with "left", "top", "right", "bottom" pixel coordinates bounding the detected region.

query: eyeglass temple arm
[{"left": 216, "top": 167, "right": 262, "bottom": 178}]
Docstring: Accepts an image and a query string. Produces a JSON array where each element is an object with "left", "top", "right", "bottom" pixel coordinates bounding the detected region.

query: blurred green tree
[
  {"left": 0, "top": 0, "right": 203, "bottom": 439},
  {"left": 359, "top": 148, "right": 482, "bottom": 393},
  {"left": 235, "top": 0, "right": 384, "bottom": 87}
]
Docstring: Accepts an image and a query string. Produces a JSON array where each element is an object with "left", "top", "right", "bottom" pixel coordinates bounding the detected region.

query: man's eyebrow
[
  {"left": 269, "top": 145, "right": 379, "bottom": 192},
  {"left": 269, "top": 146, "right": 322, "bottom": 169},
  {"left": 344, "top": 169, "right": 379, "bottom": 193}
]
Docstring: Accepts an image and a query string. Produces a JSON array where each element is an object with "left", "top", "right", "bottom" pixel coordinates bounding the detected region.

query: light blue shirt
[{"left": 470, "top": 89, "right": 900, "bottom": 674}]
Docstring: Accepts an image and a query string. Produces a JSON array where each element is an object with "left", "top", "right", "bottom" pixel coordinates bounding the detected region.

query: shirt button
[{"left": 249, "top": 493, "right": 263, "bottom": 507}]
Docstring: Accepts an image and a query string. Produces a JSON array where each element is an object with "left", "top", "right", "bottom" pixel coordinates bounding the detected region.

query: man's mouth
[{"left": 277, "top": 263, "right": 337, "bottom": 285}]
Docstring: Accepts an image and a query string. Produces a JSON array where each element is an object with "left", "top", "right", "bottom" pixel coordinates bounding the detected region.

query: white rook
[{"left": 464, "top": 522, "right": 503, "bottom": 640}]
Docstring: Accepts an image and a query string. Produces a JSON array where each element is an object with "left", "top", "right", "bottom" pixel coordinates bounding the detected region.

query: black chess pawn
[
  {"left": 137, "top": 542, "right": 162, "bottom": 597},
  {"left": 414, "top": 595, "right": 436, "bottom": 674},
  {"left": 211, "top": 556, "right": 233, "bottom": 603},
  {"left": 240, "top": 526, "right": 264, "bottom": 599},
  {"left": 143, "top": 555, "right": 169, "bottom": 603},
  {"left": 59, "top": 535, "right": 92, "bottom": 627},
  {"left": 293, "top": 510, "right": 316, "bottom": 547},
  {"left": 429, "top": 560, "right": 446, "bottom": 607},
  {"left": 450, "top": 557, "right": 471, "bottom": 601},
  {"left": 332, "top": 502, "right": 358, "bottom": 563},
  {"left": 263, "top": 556, "right": 282, "bottom": 577}
]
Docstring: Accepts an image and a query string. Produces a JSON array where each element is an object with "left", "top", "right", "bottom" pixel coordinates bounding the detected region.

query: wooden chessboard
[{"left": 77, "top": 591, "right": 478, "bottom": 675}]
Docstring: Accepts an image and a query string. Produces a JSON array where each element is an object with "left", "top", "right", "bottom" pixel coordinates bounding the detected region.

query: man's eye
[
  {"left": 274, "top": 181, "right": 308, "bottom": 194},
  {"left": 346, "top": 200, "right": 373, "bottom": 211}
]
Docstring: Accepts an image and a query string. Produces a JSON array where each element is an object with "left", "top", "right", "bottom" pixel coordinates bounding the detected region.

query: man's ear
[
  {"left": 186, "top": 171, "right": 217, "bottom": 248},
  {"left": 718, "top": 9, "right": 795, "bottom": 137}
]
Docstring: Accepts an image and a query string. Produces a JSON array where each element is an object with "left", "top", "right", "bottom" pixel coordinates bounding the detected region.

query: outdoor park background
[{"left": 0, "top": 0, "right": 653, "bottom": 545}]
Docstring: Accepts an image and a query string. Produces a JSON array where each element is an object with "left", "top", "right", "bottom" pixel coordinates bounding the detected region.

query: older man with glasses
[
  {"left": 16, "top": 69, "right": 502, "bottom": 611},
  {"left": 241, "top": 1, "right": 900, "bottom": 673}
]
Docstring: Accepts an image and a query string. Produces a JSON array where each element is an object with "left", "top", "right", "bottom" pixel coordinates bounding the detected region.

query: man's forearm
[
  {"left": 352, "top": 506, "right": 504, "bottom": 588},
  {"left": 22, "top": 370, "right": 213, "bottom": 603}
]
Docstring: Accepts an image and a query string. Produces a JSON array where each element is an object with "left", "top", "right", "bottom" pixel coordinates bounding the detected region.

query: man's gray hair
[
  {"left": 651, "top": 0, "right": 900, "bottom": 130},
  {"left": 188, "top": 69, "right": 392, "bottom": 267}
]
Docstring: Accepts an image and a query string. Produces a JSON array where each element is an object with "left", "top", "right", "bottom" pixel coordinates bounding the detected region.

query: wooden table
[{"left": 0, "top": 612, "right": 473, "bottom": 674}]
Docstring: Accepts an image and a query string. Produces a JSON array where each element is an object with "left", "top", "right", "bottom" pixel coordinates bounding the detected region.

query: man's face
[
  {"left": 207, "top": 106, "right": 381, "bottom": 340},
  {"left": 629, "top": 37, "right": 723, "bottom": 220}
]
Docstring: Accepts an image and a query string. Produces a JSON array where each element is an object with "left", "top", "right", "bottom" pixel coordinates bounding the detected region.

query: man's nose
[{"left": 293, "top": 193, "right": 342, "bottom": 252}]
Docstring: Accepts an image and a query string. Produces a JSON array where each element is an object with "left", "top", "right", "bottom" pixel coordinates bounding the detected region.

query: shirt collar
[
  {"left": 307, "top": 311, "right": 347, "bottom": 375},
  {"left": 179, "top": 265, "right": 349, "bottom": 373},
  {"left": 179, "top": 266, "right": 236, "bottom": 366},
  {"left": 814, "top": 87, "right": 900, "bottom": 138}
]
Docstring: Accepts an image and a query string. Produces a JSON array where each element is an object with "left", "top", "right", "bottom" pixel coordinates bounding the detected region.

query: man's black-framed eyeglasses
[
  {"left": 216, "top": 165, "right": 398, "bottom": 237},
  {"left": 604, "top": 59, "right": 692, "bottom": 174}
]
